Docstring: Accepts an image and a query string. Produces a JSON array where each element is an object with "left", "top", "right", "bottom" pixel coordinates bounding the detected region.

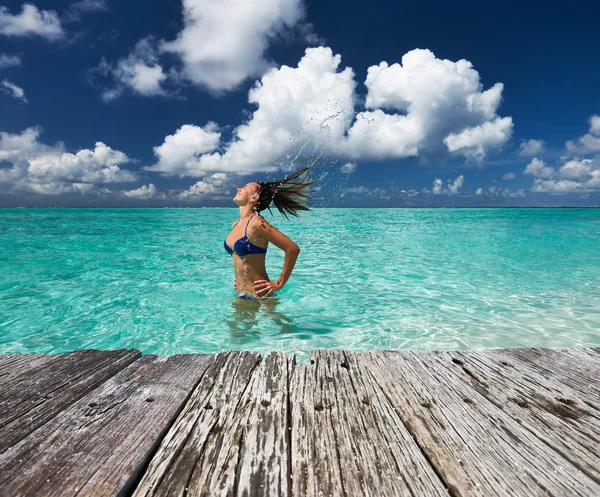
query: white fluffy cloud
[
  {"left": 146, "top": 123, "right": 221, "bottom": 177},
  {"left": 447, "top": 175, "right": 464, "bottom": 194},
  {"left": 340, "top": 162, "right": 356, "bottom": 174},
  {"left": 362, "top": 49, "right": 512, "bottom": 161},
  {"left": 63, "top": 0, "right": 109, "bottom": 24},
  {"left": 431, "top": 179, "right": 443, "bottom": 194},
  {"left": 524, "top": 158, "right": 554, "bottom": 179},
  {"left": 501, "top": 172, "right": 516, "bottom": 180},
  {"left": 519, "top": 139, "right": 546, "bottom": 156},
  {"left": 496, "top": 188, "right": 526, "bottom": 197},
  {"left": 162, "top": 0, "right": 305, "bottom": 92},
  {"left": 90, "top": 38, "right": 167, "bottom": 101},
  {"left": 566, "top": 115, "right": 600, "bottom": 155},
  {"left": 91, "top": 0, "right": 309, "bottom": 99},
  {"left": 117, "top": 62, "right": 165, "bottom": 98},
  {"left": 149, "top": 47, "right": 512, "bottom": 177},
  {"left": 146, "top": 47, "right": 355, "bottom": 176},
  {"left": 340, "top": 185, "right": 391, "bottom": 200},
  {"left": 480, "top": 185, "right": 525, "bottom": 197},
  {"left": 524, "top": 157, "right": 600, "bottom": 193},
  {"left": 123, "top": 183, "right": 165, "bottom": 199},
  {"left": 0, "top": 53, "right": 22, "bottom": 68},
  {"left": 0, "top": 127, "right": 137, "bottom": 195},
  {"left": 1, "top": 79, "right": 27, "bottom": 102},
  {"left": 176, "top": 173, "right": 229, "bottom": 199},
  {"left": 530, "top": 179, "right": 583, "bottom": 193},
  {"left": 591, "top": 115, "right": 600, "bottom": 136},
  {"left": 431, "top": 175, "right": 464, "bottom": 195},
  {"left": 444, "top": 118, "right": 513, "bottom": 160},
  {"left": 0, "top": 4, "right": 64, "bottom": 40},
  {"left": 527, "top": 114, "right": 600, "bottom": 193},
  {"left": 559, "top": 159, "right": 595, "bottom": 180},
  {"left": 122, "top": 173, "right": 230, "bottom": 201}
]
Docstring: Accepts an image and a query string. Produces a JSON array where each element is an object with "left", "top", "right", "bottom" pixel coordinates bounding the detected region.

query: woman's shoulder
[{"left": 250, "top": 213, "right": 276, "bottom": 233}]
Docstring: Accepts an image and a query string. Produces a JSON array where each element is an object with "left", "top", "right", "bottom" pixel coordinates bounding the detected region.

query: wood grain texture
[
  {"left": 132, "top": 351, "right": 263, "bottom": 497},
  {"left": 299, "top": 350, "right": 448, "bottom": 497},
  {"left": 444, "top": 350, "right": 600, "bottom": 484},
  {"left": 0, "top": 348, "right": 141, "bottom": 453},
  {"left": 0, "top": 353, "right": 211, "bottom": 497},
  {"left": 0, "top": 347, "right": 598, "bottom": 497},
  {"left": 0, "top": 354, "right": 56, "bottom": 383},
  {"left": 289, "top": 359, "right": 344, "bottom": 497},
  {"left": 359, "top": 350, "right": 600, "bottom": 496},
  {"left": 231, "top": 351, "right": 290, "bottom": 497},
  {"left": 491, "top": 347, "right": 600, "bottom": 411}
]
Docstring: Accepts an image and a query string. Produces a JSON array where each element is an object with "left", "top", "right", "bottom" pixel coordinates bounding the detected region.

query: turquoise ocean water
[{"left": 1, "top": 208, "right": 599, "bottom": 363}]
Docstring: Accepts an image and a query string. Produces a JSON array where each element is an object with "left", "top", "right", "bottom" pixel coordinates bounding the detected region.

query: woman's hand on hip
[{"left": 254, "top": 279, "right": 281, "bottom": 298}]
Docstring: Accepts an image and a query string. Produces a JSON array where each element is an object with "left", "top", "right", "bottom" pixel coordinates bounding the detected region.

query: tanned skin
[{"left": 225, "top": 182, "right": 300, "bottom": 298}]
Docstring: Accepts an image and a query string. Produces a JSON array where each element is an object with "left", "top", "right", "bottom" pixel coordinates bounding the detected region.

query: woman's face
[{"left": 233, "top": 182, "right": 260, "bottom": 206}]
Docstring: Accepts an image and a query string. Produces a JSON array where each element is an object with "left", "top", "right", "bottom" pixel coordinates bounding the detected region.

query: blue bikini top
[{"left": 224, "top": 213, "right": 268, "bottom": 257}]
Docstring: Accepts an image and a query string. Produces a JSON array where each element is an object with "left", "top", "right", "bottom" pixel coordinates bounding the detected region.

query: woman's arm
[{"left": 253, "top": 217, "right": 300, "bottom": 297}]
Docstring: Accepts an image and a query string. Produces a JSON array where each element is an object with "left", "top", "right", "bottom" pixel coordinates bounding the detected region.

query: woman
[{"left": 224, "top": 166, "right": 315, "bottom": 300}]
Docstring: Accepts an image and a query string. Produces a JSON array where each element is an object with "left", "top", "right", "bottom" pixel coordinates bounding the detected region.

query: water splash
[{"left": 263, "top": 101, "right": 368, "bottom": 208}]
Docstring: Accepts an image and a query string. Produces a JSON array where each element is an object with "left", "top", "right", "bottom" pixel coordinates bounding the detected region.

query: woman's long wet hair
[{"left": 255, "top": 166, "right": 316, "bottom": 219}]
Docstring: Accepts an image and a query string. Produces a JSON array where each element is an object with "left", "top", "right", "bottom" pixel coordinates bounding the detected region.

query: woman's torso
[{"left": 225, "top": 214, "right": 269, "bottom": 297}]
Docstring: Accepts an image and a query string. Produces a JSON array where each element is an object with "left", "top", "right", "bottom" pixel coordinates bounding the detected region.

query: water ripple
[{"left": 1, "top": 208, "right": 599, "bottom": 362}]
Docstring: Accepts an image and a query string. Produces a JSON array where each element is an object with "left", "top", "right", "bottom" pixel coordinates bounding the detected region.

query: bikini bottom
[{"left": 237, "top": 292, "right": 276, "bottom": 301}]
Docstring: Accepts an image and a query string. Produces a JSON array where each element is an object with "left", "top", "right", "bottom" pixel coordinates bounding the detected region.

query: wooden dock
[{"left": 0, "top": 347, "right": 599, "bottom": 496}]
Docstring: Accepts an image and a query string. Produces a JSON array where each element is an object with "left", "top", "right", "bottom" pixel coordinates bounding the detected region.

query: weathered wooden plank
[
  {"left": 0, "top": 347, "right": 597, "bottom": 497},
  {"left": 132, "top": 351, "right": 262, "bottom": 497},
  {"left": 0, "top": 353, "right": 212, "bottom": 497},
  {"left": 228, "top": 352, "right": 290, "bottom": 497},
  {"left": 361, "top": 350, "right": 503, "bottom": 496},
  {"left": 551, "top": 348, "right": 600, "bottom": 386},
  {"left": 0, "top": 349, "right": 140, "bottom": 419},
  {"left": 0, "top": 354, "right": 56, "bottom": 383},
  {"left": 289, "top": 358, "right": 344, "bottom": 497},
  {"left": 491, "top": 348, "right": 600, "bottom": 411},
  {"left": 0, "top": 349, "right": 141, "bottom": 453},
  {"left": 564, "top": 347, "right": 600, "bottom": 360},
  {"left": 452, "top": 349, "right": 600, "bottom": 424},
  {"left": 502, "top": 346, "right": 600, "bottom": 371},
  {"left": 311, "top": 350, "right": 448, "bottom": 496},
  {"left": 171, "top": 352, "right": 291, "bottom": 496},
  {"left": 444, "top": 350, "right": 600, "bottom": 484},
  {"left": 311, "top": 349, "right": 365, "bottom": 497},
  {"left": 360, "top": 350, "right": 600, "bottom": 496},
  {"left": 503, "top": 347, "right": 600, "bottom": 376}
]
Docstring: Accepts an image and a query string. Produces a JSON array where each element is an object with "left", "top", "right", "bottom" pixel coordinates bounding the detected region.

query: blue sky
[{"left": 1, "top": 0, "right": 599, "bottom": 207}]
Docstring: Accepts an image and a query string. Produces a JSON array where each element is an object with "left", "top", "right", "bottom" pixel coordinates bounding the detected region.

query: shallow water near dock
[{"left": 1, "top": 208, "right": 599, "bottom": 363}]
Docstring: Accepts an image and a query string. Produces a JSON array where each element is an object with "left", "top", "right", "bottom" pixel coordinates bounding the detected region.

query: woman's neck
[{"left": 238, "top": 205, "right": 255, "bottom": 220}]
